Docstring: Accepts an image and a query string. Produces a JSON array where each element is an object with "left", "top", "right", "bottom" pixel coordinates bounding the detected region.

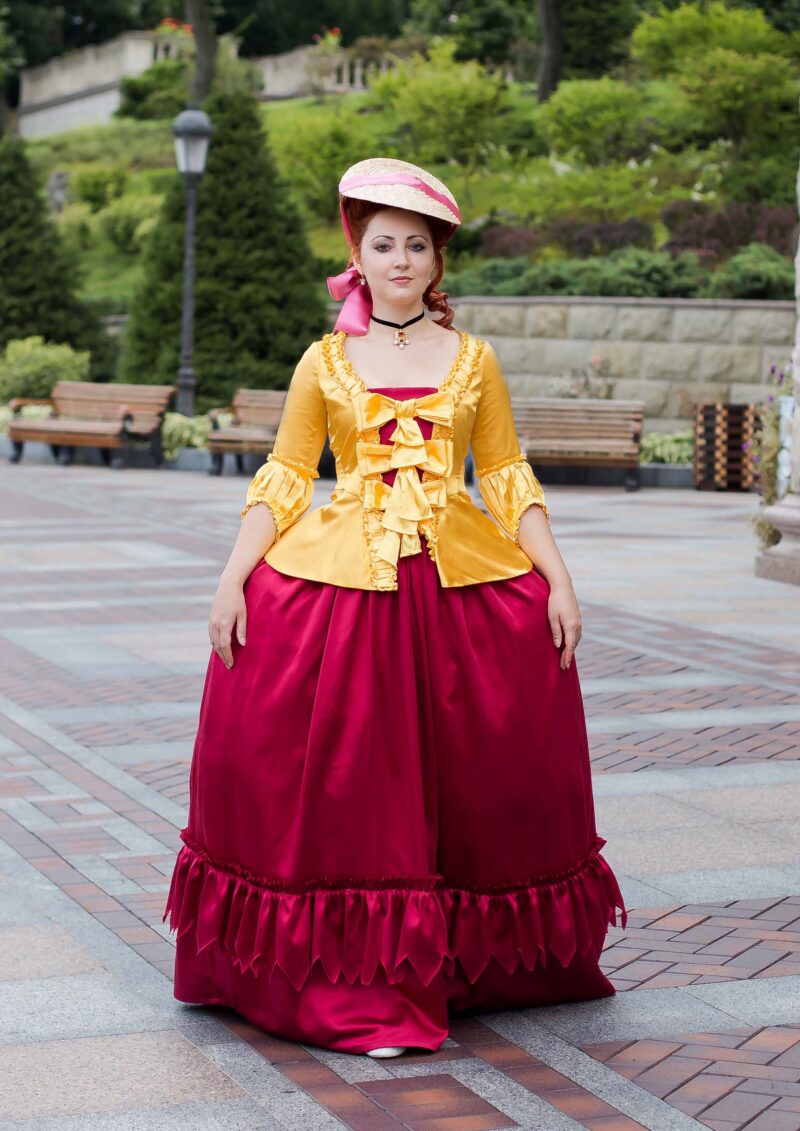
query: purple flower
[
  {"left": 742, "top": 440, "right": 751, "bottom": 449},
  {"left": 768, "top": 394, "right": 775, "bottom": 402},
  {"left": 778, "top": 372, "right": 785, "bottom": 385},
  {"left": 770, "top": 364, "right": 776, "bottom": 375}
]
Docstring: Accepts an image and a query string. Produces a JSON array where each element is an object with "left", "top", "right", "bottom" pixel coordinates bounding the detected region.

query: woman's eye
[{"left": 374, "top": 243, "right": 427, "bottom": 252}]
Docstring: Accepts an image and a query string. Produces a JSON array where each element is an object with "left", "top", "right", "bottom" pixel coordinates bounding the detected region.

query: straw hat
[
  {"left": 327, "top": 157, "right": 461, "bottom": 335},
  {"left": 337, "top": 157, "right": 461, "bottom": 246}
]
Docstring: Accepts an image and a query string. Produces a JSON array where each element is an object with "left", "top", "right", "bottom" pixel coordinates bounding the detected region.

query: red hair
[{"left": 341, "top": 198, "right": 457, "bottom": 330}]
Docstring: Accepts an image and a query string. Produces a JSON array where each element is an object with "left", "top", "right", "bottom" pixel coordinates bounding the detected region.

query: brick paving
[
  {"left": 1, "top": 463, "right": 800, "bottom": 1128},
  {"left": 583, "top": 1026, "right": 800, "bottom": 1129}
]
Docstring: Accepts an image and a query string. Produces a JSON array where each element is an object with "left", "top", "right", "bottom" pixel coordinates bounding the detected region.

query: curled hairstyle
[{"left": 342, "top": 197, "right": 457, "bottom": 330}]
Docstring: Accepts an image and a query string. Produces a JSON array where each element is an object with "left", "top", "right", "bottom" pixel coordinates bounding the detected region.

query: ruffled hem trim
[
  {"left": 477, "top": 455, "right": 551, "bottom": 539},
  {"left": 241, "top": 454, "right": 316, "bottom": 533},
  {"left": 163, "top": 832, "right": 626, "bottom": 991}
]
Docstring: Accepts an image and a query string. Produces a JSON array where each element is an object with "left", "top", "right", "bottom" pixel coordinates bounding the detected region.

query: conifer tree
[
  {"left": 121, "top": 86, "right": 329, "bottom": 411},
  {"left": 0, "top": 136, "right": 113, "bottom": 378}
]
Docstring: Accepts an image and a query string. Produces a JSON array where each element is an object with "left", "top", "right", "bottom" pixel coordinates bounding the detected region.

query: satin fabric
[
  {"left": 164, "top": 387, "right": 626, "bottom": 1054},
  {"left": 242, "top": 331, "right": 551, "bottom": 591}
]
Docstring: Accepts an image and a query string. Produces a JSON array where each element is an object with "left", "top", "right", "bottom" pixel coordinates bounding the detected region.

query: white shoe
[{"left": 365, "top": 1046, "right": 407, "bottom": 1058}]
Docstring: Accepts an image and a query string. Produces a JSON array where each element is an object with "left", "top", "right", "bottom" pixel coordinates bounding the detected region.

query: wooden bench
[
  {"left": 8, "top": 381, "right": 176, "bottom": 469},
  {"left": 510, "top": 397, "right": 645, "bottom": 491},
  {"left": 206, "top": 389, "right": 287, "bottom": 475}
]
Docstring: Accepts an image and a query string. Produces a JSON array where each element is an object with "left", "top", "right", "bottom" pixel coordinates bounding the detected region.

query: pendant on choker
[{"left": 370, "top": 310, "right": 425, "bottom": 349}]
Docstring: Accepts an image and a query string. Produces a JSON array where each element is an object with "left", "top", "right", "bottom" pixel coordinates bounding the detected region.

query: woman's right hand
[{"left": 209, "top": 572, "right": 247, "bottom": 670}]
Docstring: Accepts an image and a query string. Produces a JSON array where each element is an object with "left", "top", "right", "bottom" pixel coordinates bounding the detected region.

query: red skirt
[{"left": 163, "top": 533, "right": 626, "bottom": 1053}]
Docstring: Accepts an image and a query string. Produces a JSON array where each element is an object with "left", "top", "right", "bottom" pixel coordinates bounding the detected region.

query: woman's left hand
[{"left": 548, "top": 578, "right": 582, "bottom": 670}]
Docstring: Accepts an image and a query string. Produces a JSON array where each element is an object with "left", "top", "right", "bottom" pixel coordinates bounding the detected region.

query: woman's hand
[
  {"left": 209, "top": 572, "right": 247, "bottom": 670},
  {"left": 548, "top": 577, "right": 582, "bottom": 670}
]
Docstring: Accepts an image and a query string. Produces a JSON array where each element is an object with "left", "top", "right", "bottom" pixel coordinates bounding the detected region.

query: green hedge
[{"left": 447, "top": 244, "right": 793, "bottom": 300}]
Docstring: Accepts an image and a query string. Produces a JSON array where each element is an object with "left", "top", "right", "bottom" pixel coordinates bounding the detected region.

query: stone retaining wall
[{"left": 448, "top": 297, "right": 794, "bottom": 433}]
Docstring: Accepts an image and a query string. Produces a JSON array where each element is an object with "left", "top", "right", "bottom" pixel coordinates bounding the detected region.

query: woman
[{"left": 163, "top": 157, "right": 626, "bottom": 1058}]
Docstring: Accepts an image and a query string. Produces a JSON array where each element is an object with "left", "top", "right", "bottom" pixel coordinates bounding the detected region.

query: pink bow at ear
[{"left": 326, "top": 263, "right": 372, "bottom": 335}]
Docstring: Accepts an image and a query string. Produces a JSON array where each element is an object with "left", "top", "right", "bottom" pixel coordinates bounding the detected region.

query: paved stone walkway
[{"left": 1, "top": 462, "right": 799, "bottom": 1129}]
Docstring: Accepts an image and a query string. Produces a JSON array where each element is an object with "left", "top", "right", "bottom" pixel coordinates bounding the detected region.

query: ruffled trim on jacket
[
  {"left": 241, "top": 453, "right": 319, "bottom": 540},
  {"left": 163, "top": 832, "right": 626, "bottom": 991},
  {"left": 476, "top": 454, "right": 550, "bottom": 542}
]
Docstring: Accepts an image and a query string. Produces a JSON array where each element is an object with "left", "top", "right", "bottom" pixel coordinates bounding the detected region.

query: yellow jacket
[{"left": 242, "top": 329, "right": 550, "bottom": 591}]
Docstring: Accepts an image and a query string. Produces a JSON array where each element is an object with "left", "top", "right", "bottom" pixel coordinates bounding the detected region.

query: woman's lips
[{"left": 392, "top": 277, "right": 411, "bottom": 283}]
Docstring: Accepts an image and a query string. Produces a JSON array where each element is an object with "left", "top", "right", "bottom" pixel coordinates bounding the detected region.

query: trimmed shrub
[
  {"left": 548, "top": 217, "right": 654, "bottom": 258},
  {"left": 0, "top": 336, "right": 91, "bottom": 402},
  {"left": 536, "top": 78, "right": 643, "bottom": 164},
  {"left": 116, "top": 58, "right": 190, "bottom": 121},
  {"left": 640, "top": 430, "right": 694, "bottom": 465},
  {"left": 662, "top": 201, "right": 797, "bottom": 264},
  {"left": 631, "top": 2, "right": 787, "bottom": 76},
  {"left": 703, "top": 243, "right": 794, "bottom": 300},
  {"left": 55, "top": 201, "right": 96, "bottom": 252},
  {"left": 98, "top": 193, "right": 163, "bottom": 254},
  {"left": 368, "top": 38, "right": 510, "bottom": 166},
  {"left": 448, "top": 248, "right": 709, "bottom": 298},
  {"left": 478, "top": 225, "right": 545, "bottom": 259},
  {"left": 72, "top": 164, "right": 128, "bottom": 212}
]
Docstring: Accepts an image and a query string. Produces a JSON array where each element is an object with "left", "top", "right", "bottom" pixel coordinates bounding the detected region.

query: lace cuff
[
  {"left": 477, "top": 454, "right": 550, "bottom": 543},
  {"left": 241, "top": 453, "right": 319, "bottom": 541}
]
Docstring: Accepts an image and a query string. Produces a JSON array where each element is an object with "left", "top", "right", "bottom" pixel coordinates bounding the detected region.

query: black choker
[{"left": 370, "top": 310, "right": 425, "bottom": 349}]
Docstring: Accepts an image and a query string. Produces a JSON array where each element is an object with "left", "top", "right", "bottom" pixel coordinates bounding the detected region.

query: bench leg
[
  {"left": 57, "top": 446, "right": 75, "bottom": 466},
  {"left": 235, "top": 453, "right": 245, "bottom": 475},
  {"left": 49, "top": 444, "right": 61, "bottom": 461},
  {"left": 100, "top": 448, "right": 112, "bottom": 467},
  {"left": 208, "top": 452, "right": 224, "bottom": 476},
  {"left": 150, "top": 432, "right": 165, "bottom": 469},
  {"left": 624, "top": 466, "right": 641, "bottom": 492},
  {"left": 110, "top": 433, "right": 132, "bottom": 470},
  {"left": 9, "top": 440, "right": 24, "bottom": 463}
]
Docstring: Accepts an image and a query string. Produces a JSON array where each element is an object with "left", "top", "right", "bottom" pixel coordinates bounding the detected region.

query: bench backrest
[
  {"left": 232, "top": 389, "right": 288, "bottom": 429},
  {"left": 52, "top": 381, "right": 175, "bottom": 427},
  {"left": 510, "top": 397, "right": 644, "bottom": 440}
]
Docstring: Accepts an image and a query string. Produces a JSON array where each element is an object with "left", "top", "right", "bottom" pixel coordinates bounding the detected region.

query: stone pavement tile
[
  {"left": 4, "top": 1098, "right": 284, "bottom": 1130},
  {"left": 603, "top": 820, "right": 797, "bottom": 875},
  {"left": 0, "top": 922, "right": 104, "bottom": 980},
  {"left": 0, "top": 972, "right": 168, "bottom": 1043},
  {"left": 688, "top": 976, "right": 800, "bottom": 1026},
  {"left": 0, "top": 1030, "right": 245, "bottom": 1121}
]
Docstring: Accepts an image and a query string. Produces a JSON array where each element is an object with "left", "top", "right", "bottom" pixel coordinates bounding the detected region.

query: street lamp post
[{"left": 171, "top": 108, "right": 214, "bottom": 416}]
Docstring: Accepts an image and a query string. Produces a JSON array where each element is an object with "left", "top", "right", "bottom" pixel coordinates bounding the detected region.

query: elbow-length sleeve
[
  {"left": 471, "top": 341, "right": 550, "bottom": 542},
  {"left": 241, "top": 342, "right": 328, "bottom": 541}
]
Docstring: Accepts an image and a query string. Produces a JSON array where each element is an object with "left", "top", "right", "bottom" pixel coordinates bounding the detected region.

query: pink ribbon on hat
[{"left": 326, "top": 171, "right": 461, "bottom": 336}]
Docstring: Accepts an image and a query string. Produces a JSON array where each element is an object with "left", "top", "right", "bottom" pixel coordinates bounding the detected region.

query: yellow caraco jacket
[{"left": 241, "top": 328, "right": 550, "bottom": 591}]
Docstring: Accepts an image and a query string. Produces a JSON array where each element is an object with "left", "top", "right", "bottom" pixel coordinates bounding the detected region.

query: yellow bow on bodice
[{"left": 353, "top": 389, "right": 455, "bottom": 567}]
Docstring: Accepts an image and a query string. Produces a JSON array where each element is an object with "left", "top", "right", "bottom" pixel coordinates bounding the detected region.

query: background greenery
[{"left": 0, "top": 1, "right": 798, "bottom": 409}]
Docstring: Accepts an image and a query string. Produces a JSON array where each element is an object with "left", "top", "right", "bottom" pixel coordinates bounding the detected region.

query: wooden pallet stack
[{"left": 694, "top": 402, "right": 761, "bottom": 491}]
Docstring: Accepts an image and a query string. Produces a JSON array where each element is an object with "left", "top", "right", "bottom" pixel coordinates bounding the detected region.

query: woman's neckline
[
  {"left": 335, "top": 328, "right": 468, "bottom": 398},
  {"left": 364, "top": 384, "right": 438, "bottom": 393}
]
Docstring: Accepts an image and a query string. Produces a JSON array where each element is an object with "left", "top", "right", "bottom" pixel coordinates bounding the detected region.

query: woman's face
[{"left": 355, "top": 207, "right": 435, "bottom": 309}]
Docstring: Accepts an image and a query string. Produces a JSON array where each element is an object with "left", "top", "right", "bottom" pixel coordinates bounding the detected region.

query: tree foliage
[
  {"left": 369, "top": 38, "right": 510, "bottom": 166},
  {"left": 120, "top": 87, "right": 328, "bottom": 410},
  {"left": 0, "top": 135, "right": 114, "bottom": 376}
]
